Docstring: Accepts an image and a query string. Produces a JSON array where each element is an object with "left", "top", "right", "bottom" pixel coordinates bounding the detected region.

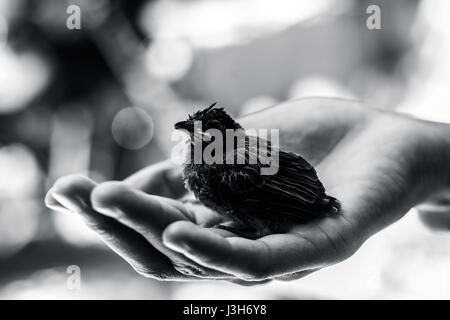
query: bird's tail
[{"left": 321, "top": 195, "right": 341, "bottom": 215}]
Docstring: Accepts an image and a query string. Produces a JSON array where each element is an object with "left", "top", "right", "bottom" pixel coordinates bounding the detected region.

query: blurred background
[{"left": 0, "top": 0, "right": 450, "bottom": 299}]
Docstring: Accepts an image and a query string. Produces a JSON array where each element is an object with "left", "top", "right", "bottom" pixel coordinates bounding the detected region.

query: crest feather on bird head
[{"left": 186, "top": 103, "right": 242, "bottom": 131}]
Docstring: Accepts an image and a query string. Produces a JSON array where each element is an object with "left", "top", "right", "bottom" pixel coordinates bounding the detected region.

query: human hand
[
  {"left": 46, "top": 98, "right": 450, "bottom": 282},
  {"left": 45, "top": 161, "right": 241, "bottom": 281}
]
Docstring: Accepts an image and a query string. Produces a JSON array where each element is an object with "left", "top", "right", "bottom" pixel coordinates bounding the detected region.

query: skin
[{"left": 45, "top": 97, "right": 450, "bottom": 284}]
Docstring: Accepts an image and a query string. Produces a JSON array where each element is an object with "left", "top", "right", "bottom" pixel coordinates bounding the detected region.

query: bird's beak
[{"left": 174, "top": 121, "right": 189, "bottom": 130}]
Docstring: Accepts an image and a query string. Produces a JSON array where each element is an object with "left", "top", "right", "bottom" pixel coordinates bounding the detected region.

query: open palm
[{"left": 46, "top": 98, "right": 450, "bottom": 283}]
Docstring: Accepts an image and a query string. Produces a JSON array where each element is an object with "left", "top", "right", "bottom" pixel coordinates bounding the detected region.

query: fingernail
[
  {"left": 52, "top": 193, "right": 84, "bottom": 213},
  {"left": 46, "top": 203, "right": 72, "bottom": 214},
  {"left": 45, "top": 192, "right": 71, "bottom": 213}
]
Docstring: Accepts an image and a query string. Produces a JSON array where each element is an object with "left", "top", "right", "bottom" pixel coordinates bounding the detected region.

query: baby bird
[{"left": 174, "top": 103, "right": 340, "bottom": 239}]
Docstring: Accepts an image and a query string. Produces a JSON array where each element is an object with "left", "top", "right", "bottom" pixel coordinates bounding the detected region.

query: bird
[{"left": 174, "top": 103, "right": 340, "bottom": 239}]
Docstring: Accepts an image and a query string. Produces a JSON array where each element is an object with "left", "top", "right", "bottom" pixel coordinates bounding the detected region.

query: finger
[
  {"left": 49, "top": 175, "right": 97, "bottom": 214},
  {"left": 124, "top": 160, "right": 186, "bottom": 198},
  {"left": 416, "top": 189, "right": 450, "bottom": 230},
  {"left": 91, "top": 181, "right": 192, "bottom": 239},
  {"left": 417, "top": 207, "right": 450, "bottom": 231},
  {"left": 90, "top": 181, "right": 234, "bottom": 279},
  {"left": 163, "top": 219, "right": 351, "bottom": 281},
  {"left": 49, "top": 175, "right": 182, "bottom": 280}
]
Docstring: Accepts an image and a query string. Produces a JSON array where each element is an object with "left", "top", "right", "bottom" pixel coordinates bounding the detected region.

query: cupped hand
[{"left": 45, "top": 98, "right": 450, "bottom": 283}]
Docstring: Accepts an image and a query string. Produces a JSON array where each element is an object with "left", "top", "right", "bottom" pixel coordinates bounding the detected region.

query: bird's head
[{"left": 174, "top": 103, "right": 241, "bottom": 139}]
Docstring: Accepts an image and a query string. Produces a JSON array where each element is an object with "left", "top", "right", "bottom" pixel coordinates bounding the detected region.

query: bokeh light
[
  {"left": 140, "top": 0, "right": 339, "bottom": 48},
  {"left": 0, "top": 199, "right": 40, "bottom": 258},
  {"left": 288, "top": 75, "right": 356, "bottom": 100},
  {"left": 145, "top": 39, "right": 193, "bottom": 82},
  {"left": 52, "top": 212, "right": 104, "bottom": 247},
  {"left": 0, "top": 144, "right": 42, "bottom": 198},
  {"left": 48, "top": 107, "right": 93, "bottom": 180},
  {"left": 0, "top": 47, "right": 51, "bottom": 113},
  {"left": 0, "top": 15, "right": 7, "bottom": 46},
  {"left": 111, "top": 107, "right": 154, "bottom": 150}
]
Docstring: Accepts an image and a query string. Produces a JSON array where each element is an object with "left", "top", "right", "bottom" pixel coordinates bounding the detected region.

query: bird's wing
[
  {"left": 263, "top": 149, "right": 326, "bottom": 203},
  {"left": 220, "top": 141, "right": 327, "bottom": 221}
]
